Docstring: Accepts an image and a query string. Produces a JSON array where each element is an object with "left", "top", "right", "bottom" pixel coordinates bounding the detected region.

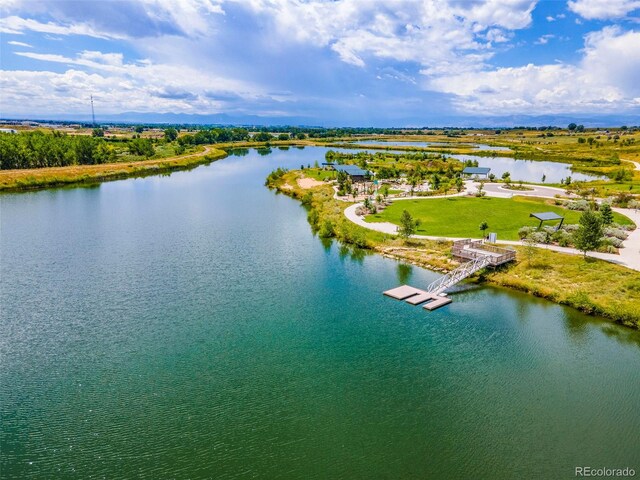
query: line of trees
[
  {"left": 0, "top": 131, "right": 117, "bottom": 169},
  {"left": 177, "top": 127, "right": 250, "bottom": 146}
]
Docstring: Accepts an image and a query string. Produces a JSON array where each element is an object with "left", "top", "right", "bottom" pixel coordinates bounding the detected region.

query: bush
[
  {"left": 552, "top": 230, "right": 573, "bottom": 247},
  {"left": 529, "top": 232, "right": 547, "bottom": 244},
  {"left": 318, "top": 219, "right": 334, "bottom": 238},
  {"left": 603, "top": 237, "right": 624, "bottom": 248},
  {"left": 307, "top": 208, "right": 319, "bottom": 227},
  {"left": 604, "top": 227, "right": 628, "bottom": 240},
  {"left": 566, "top": 200, "right": 589, "bottom": 211},
  {"left": 518, "top": 226, "right": 535, "bottom": 239}
]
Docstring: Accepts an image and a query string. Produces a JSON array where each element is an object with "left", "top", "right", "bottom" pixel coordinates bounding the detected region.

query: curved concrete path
[
  {"left": 482, "top": 182, "right": 576, "bottom": 199},
  {"left": 345, "top": 189, "right": 640, "bottom": 272},
  {"left": 622, "top": 159, "right": 640, "bottom": 171}
]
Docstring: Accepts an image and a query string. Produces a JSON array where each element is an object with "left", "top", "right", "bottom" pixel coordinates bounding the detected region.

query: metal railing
[{"left": 425, "top": 255, "right": 492, "bottom": 294}]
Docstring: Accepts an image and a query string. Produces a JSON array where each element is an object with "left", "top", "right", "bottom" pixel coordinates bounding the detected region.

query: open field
[{"left": 366, "top": 196, "right": 634, "bottom": 240}]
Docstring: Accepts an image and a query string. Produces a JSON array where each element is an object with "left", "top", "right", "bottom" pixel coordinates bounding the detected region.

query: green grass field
[
  {"left": 366, "top": 196, "right": 634, "bottom": 240},
  {"left": 303, "top": 168, "right": 337, "bottom": 181}
]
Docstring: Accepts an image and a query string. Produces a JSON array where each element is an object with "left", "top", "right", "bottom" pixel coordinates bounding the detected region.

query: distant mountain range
[{"left": 3, "top": 111, "right": 639, "bottom": 128}]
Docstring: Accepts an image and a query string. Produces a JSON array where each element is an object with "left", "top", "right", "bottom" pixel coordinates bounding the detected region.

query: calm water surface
[
  {"left": 1, "top": 147, "right": 639, "bottom": 479},
  {"left": 450, "top": 153, "right": 602, "bottom": 183}
]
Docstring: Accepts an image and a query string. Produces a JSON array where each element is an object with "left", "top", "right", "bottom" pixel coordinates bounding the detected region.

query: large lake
[{"left": 1, "top": 146, "right": 639, "bottom": 479}]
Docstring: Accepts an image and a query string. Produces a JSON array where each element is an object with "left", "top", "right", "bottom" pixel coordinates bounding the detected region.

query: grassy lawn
[
  {"left": 366, "top": 196, "right": 634, "bottom": 240},
  {"left": 303, "top": 168, "right": 337, "bottom": 181}
]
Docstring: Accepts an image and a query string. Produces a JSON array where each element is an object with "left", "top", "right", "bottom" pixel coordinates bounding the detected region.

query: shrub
[
  {"left": 307, "top": 208, "right": 319, "bottom": 227},
  {"left": 604, "top": 227, "right": 628, "bottom": 240},
  {"left": 603, "top": 237, "right": 624, "bottom": 248},
  {"left": 518, "top": 226, "right": 535, "bottom": 239},
  {"left": 318, "top": 219, "right": 335, "bottom": 238},
  {"left": 529, "top": 232, "right": 547, "bottom": 243},
  {"left": 566, "top": 200, "right": 589, "bottom": 211}
]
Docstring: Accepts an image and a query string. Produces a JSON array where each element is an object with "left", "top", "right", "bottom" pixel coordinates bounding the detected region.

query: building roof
[
  {"left": 529, "top": 212, "right": 564, "bottom": 221},
  {"left": 333, "top": 164, "right": 369, "bottom": 176},
  {"left": 462, "top": 167, "right": 491, "bottom": 175}
]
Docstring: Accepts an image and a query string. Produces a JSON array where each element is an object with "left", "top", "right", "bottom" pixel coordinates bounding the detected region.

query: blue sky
[{"left": 1, "top": 0, "right": 639, "bottom": 125}]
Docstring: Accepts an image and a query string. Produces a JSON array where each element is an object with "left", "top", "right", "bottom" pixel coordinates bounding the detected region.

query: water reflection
[
  {"left": 229, "top": 148, "right": 249, "bottom": 157},
  {"left": 256, "top": 147, "right": 272, "bottom": 156},
  {"left": 396, "top": 263, "right": 413, "bottom": 285}
]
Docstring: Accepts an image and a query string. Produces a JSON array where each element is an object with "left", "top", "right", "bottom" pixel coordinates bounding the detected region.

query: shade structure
[
  {"left": 530, "top": 211, "right": 565, "bottom": 230},
  {"left": 462, "top": 167, "right": 491, "bottom": 175}
]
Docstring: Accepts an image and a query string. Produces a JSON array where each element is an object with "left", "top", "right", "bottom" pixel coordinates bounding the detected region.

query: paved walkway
[
  {"left": 344, "top": 188, "right": 640, "bottom": 272},
  {"left": 481, "top": 182, "right": 576, "bottom": 199},
  {"left": 622, "top": 159, "right": 640, "bottom": 171}
]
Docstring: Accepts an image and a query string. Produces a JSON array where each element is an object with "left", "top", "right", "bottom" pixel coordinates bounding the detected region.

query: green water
[{"left": 1, "top": 147, "right": 639, "bottom": 479}]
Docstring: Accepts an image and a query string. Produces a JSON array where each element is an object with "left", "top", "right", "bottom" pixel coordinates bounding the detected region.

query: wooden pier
[{"left": 383, "top": 240, "right": 515, "bottom": 311}]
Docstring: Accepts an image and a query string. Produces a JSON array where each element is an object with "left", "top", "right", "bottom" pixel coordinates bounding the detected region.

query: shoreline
[
  {"left": 1, "top": 137, "right": 636, "bottom": 193},
  {"left": 0, "top": 140, "right": 320, "bottom": 192},
  {"left": 0, "top": 145, "right": 228, "bottom": 192},
  {"left": 267, "top": 171, "right": 640, "bottom": 329}
]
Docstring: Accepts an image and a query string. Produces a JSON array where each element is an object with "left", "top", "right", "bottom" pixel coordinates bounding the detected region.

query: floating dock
[{"left": 383, "top": 285, "right": 452, "bottom": 311}]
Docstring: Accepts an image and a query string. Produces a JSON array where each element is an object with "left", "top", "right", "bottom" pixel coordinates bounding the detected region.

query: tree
[
  {"left": 92, "top": 128, "right": 104, "bottom": 137},
  {"left": 522, "top": 235, "right": 538, "bottom": 265},
  {"left": 479, "top": 221, "right": 489, "bottom": 238},
  {"left": 573, "top": 210, "right": 603, "bottom": 258},
  {"left": 398, "top": 210, "right": 420, "bottom": 238},
  {"left": 134, "top": 125, "right": 144, "bottom": 133},
  {"left": 379, "top": 184, "right": 390, "bottom": 200},
  {"left": 254, "top": 132, "right": 273, "bottom": 142},
  {"left": 408, "top": 174, "right": 419, "bottom": 196},
  {"left": 455, "top": 176, "right": 464, "bottom": 193},
  {"left": 128, "top": 138, "right": 155, "bottom": 157},
  {"left": 576, "top": 124, "right": 585, "bottom": 133},
  {"left": 568, "top": 123, "right": 577, "bottom": 131},
  {"left": 431, "top": 173, "right": 441, "bottom": 191},
  {"left": 600, "top": 203, "right": 614, "bottom": 225},
  {"left": 164, "top": 127, "right": 178, "bottom": 142},
  {"left": 501, "top": 171, "right": 511, "bottom": 185}
]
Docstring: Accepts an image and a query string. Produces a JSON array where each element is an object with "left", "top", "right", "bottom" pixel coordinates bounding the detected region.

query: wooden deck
[{"left": 452, "top": 239, "right": 516, "bottom": 266}]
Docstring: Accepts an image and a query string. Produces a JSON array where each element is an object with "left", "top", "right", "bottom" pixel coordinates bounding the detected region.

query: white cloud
[
  {"left": 567, "top": 0, "right": 640, "bottom": 20},
  {"left": 1, "top": 48, "right": 276, "bottom": 115},
  {"left": 0, "top": 1, "right": 225, "bottom": 39},
  {"left": 7, "top": 40, "right": 33, "bottom": 47},
  {"left": 0, "top": 15, "right": 121, "bottom": 39},
  {"left": 534, "top": 34, "right": 555, "bottom": 44},
  {"left": 428, "top": 26, "right": 640, "bottom": 113},
  {"left": 232, "top": 0, "right": 536, "bottom": 73}
]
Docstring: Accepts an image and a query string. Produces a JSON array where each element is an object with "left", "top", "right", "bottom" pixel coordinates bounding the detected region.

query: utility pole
[{"left": 90, "top": 95, "right": 96, "bottom": 126}]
